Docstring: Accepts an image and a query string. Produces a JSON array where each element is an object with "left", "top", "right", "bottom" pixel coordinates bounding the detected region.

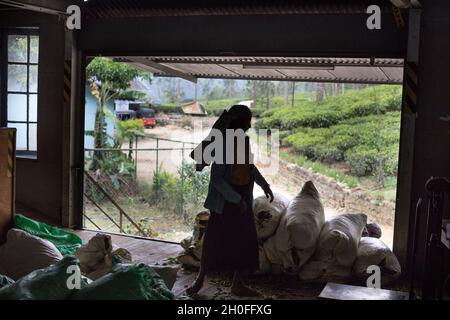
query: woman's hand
[
  {"left": 263, "top": 184, "right": 274, "bottom": 203},
  {"left": 238, "top": 198, "right": 248, "bottom": 214}
]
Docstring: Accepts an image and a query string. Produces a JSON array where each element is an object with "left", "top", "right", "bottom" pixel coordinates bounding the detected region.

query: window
[{"left": 1, "top": 30, "right": 39, "bottom": 157}]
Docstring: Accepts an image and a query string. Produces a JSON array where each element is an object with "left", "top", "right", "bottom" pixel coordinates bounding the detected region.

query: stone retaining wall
[{"left": 277, "top": 159, "right": 395, "bottom": 226}]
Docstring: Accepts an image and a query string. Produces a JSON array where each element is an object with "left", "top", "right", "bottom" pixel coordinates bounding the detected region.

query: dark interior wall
[
  {"left": 407, "top": 0, "right": 450, "bottom": 283},
  {"left": 0, "top": 11, "right": 66, "bottom": 223}
]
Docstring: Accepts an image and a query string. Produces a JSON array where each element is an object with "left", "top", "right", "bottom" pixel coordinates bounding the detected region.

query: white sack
[
  {"left": 180, "top": 236, "right": 193, "bottom": 252},
  {"left": 76, "top": 233, "right": 113, "bottom": 274},
  {"left": 75, "top": 233, "right": 133, "bottom": 280},
  {"left": 0, "top": 228, "right": 63, "bottom": 280},
  {"left": 299, "top": 213, "right": 367, "bottom": 282},
  {"left": 177, "top": 211, "right": 209, "bottom": 268},
  {"left": 286, "top": 181, "right": 325, "bottom": 251},
  {"left": 253, "top": 193, "right": 290, "bottom": 240},
  {"left": 314, "top": 213, "right": 367, "bottom": 267},
  {"left": 352, "top": 237, "right": 401, "bottom": 286},
  {"left": 256, "top": 245, "right": 272, "bottom": 275},
  {"left": 298, "top": 260, "right": 352, "bottom": 283},
  {"left": 177, "top": 254, "right": 200, "bottom": 268},
  {"left": 262, "top": 215, "right": 298, "bottom": 274},
  {"left": 150, "top": 265, "right": 180, "bottom": 290}
]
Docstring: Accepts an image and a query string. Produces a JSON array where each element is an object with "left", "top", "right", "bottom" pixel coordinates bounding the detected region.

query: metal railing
[
  {"left": 83, "top": 135, "right": 199, "bottom": 238},
  {"left": 84, "top": 170, "right": 146, "bottom": 236}
]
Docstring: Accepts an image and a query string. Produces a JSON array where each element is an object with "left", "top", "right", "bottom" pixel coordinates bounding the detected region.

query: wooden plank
[
  {"left": 0, "top": 128, "right": 16, "bottom": 244},
  {"left": 319, "top": 282, "right": 409, "bottom": 300},
  {"left": 72, "top": 229, "right": 182, "bottom": 265}
]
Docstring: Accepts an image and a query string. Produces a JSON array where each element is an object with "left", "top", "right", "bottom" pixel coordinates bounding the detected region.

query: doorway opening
[{"left": 80, "top": 55, "right": 403, "bottom": 246}]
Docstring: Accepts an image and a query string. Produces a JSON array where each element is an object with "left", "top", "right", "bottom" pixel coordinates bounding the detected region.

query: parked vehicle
[
  {"left": 136, "top": 108, "right": 156, "bottom": 128},
  {"left": 115, "top": 110, "right": 136, "bottom": 121}
]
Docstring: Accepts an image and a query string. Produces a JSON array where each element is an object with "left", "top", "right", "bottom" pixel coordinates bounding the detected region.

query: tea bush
[
  {"left": 254, "top": 85, "right": 402, "bottom": 131},
  {"left": 283, "top": 112, "right": 401, "bottom": 177}
]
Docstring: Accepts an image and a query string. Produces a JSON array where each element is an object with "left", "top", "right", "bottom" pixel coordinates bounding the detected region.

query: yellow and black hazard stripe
[
  {"left": 403, "top": 61, "right": 419, "bottom": 114},
  {"left": 7, "top": 131, "right": 14, "bottom": 178},
  {"left": 64, "top": 60, "right": 71, "bottom": 104},
  {"left": 392, "top": 6, "right": 405, "bottom": 28}
]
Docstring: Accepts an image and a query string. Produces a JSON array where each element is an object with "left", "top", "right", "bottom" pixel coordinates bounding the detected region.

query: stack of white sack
[
  {"left": 176, "top": 181, "right": 402, "bottom": 287},
  {"left": 177, "top": 195, "right": 291, "bottom": 272},
  {"left": 260, "top": 181, "right": 325, "bottom": 274},
  {"left": 352, "top": 237, "right": 401, "bottom": 286},
  {"left": 298, "top": 213, "right": 367, "bottom": 283}
]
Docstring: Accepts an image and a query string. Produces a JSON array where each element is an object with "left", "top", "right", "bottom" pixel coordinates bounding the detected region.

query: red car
[{"left": 137, "top": 108, "right": 156, "bottom": 128}]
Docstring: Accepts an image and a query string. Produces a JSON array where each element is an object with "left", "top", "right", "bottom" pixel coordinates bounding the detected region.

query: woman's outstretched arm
[
  {"left": 252, "top": 165, "right": 269, "bottom": 188},
  {"left": 252, "top": 165, "right": 274, "bottom": 202}
]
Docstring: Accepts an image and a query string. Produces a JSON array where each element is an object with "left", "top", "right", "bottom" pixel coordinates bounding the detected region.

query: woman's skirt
[{"left": 200, "top": 181, "right": 259, "bottom": 274}]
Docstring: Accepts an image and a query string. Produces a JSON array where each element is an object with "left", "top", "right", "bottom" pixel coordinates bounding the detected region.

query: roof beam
[
  {"left": 124, "top": 57, "right": 197, "bottom": 83},
  {"left": 153, "top": 72, "right": 402, "bottom": 85},
  {"left": 0, "top": 0, "right": 81, "bottom": 15},
  {"left": 80, "top": 14, "right": 407, "bottom": 58}
]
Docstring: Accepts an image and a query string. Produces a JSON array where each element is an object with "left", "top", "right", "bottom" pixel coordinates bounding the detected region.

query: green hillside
[{"left": 255, "top": 85, "right": 402, "bottom": 191}]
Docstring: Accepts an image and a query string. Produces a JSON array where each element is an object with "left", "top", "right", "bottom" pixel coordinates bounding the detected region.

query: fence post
[
  {"left": 119, "top": 210, "right": 123, "bottom": 233},
  {"left": 156, "top": 138, "right": 159, "bottom": 176},
  {"left": 135, "top": 136, "right": 138, "bottom": 178},
  {"left": 180, "top": 142, "right": 185, "bottom": 218},
  {"left": 155, "top": 138, "right": 159, "bottom": 200}
]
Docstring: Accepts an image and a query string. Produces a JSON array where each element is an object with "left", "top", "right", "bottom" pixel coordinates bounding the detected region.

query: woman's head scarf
[{"left": 190, "top": 105, "right": 252, "bottom": 171}]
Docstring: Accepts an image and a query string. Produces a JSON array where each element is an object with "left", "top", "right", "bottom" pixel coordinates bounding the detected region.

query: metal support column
[
  {"left": 70, "top": 30, "right": 86, "bottom": 229},
  {"left": 393, "top": 6, "right": 421, "bottom": 270}
]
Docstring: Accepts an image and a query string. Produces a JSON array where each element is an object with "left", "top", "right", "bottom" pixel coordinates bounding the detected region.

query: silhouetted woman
[{"left": 187, "top": 105, "right": 274, "bottom": 297}]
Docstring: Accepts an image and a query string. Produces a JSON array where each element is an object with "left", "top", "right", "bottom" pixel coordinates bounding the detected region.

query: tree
[
  {"left": 264, "top": 81, "right": 275, "bottom": 109},
  {"left": 284, "top": 82, "right": 289, "bottom": 106},
  {"left": 206, "top": 85, "right": 223, "bottom": 100},
  {"left": 162, "top": 78, "right": 178, "bottom": 103},
  {"left": 291, "top": 82, "right": 296, "bottom": 107},
  {"left": 316, "top": 82, "right": 324, "bottom": 103},
  {"left": 86, "top": 57, "right": 148, "bottom": 169},
  {"left": 223, "top": 79, "right": 237, "bottom": 98},
  {"left": 245, "top": 80, "right": 275, "bottom": 109},
  {"left": 114, "top": 119, "right": 145, "bottom": 159},
  {"left": 199, "top": 79, "right": 212, "bottom": 99},
  {"left": 175, "top": 78, "right": 186, "bottom": 102}
]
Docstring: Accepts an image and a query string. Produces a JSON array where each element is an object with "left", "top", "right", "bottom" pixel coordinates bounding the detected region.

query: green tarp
[
  {"left": 0, "top": 275, "right": 14, "bottom": 289},
  {"left": 14, "top": 214, "right": 83, "bottom": 256},
  {"left": 71, "top": 263, "right": 177, "bottom": 300},
  {"left": 0, "top": 256, "right": 88, "bottom": 300},
  {"left": 9, "top": 215, "right": 190, "bottom": 300}
]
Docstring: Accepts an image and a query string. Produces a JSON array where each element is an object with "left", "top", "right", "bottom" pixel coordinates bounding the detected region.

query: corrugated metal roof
[
  {"left": 116, "top": 56, "right": 404, "bottom": 84},
  {"left": 85, "top": 0, "right": 394, "bottom": 19}
]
